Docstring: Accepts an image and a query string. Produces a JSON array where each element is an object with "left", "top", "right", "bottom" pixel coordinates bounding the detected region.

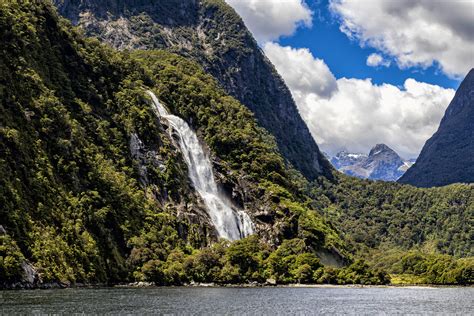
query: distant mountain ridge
[
  {"left": 399, "top": 69, "right": 474, "bottom": 187},
  {"left": 53, "top": 0, "right": 332, "bottom": 180},
  {"left": 330, "top": 144, "right": 413, "bottom": 181},
  {"left": 331, "top": 151, "right": 367, "bottom": 170}
]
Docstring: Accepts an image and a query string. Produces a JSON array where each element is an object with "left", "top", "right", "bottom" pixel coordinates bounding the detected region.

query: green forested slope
[
  {"left": 0, "top": 1, "right": 356, "bottom": 287},
  {"left": 312, "top": 176, "right": 473, "bottom": 256},
  {"left": 310, "top": 175, "right": 473, "bottom": 283},
  {"left": 53, "top": 0, "right": 333, "bottom": 180},
  {"left": 0, "top": 1, "right": 198, "bottom": 285},
  {"left": 0, "top": 1, "right": 472, "bottom": 287}
]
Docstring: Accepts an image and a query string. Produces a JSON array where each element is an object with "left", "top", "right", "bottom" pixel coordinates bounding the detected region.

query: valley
[{"left": 0, "top": 0, "right": 472, "bottom": 292}]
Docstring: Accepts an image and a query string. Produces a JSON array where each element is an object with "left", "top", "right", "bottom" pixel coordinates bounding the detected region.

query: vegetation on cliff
[
  {"left": 399, "top": 69, "right": 474, "bottom": 187},
  {"left": 54, "top": 0, "right": 332, "bottom": 180},
  {"left": 0, "top": 1, "right": 347, "bottom": 287}
]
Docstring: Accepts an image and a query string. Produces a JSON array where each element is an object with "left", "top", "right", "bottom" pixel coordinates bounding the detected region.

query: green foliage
[
  {"left": 311, "top": 174, "right": 473, "bottom": 256},
  {"left": 0, "top": 1, "right": 197, "bottom": 285},
  {"left": 0, "top": 234, "right": 25, "bottom": 283},
  {"left": 129, "top": 236, "right": 388, "bottom": 285},
  {"left": 391, "top": 251, "right": 473, "bottom": 284},
  {"left": 265, "top": 239, "right": 314, "bottom": 283},
  {"left": 224, "top": 235, "right": 269, "bottom": 282},
  {"left": 307, "top": 174, "right": 473, "bottom": 284},
  {"left": 335, "top": 260, "right": 391, "bottom": 285},
  {"left": 0, "top": 1, "right": 350, "bottom": 287}
]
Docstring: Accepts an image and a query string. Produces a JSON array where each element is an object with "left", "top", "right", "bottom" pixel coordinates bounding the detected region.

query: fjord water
[
  {"left": 3, "top": 287, "right": 473, "bottom": 314},
  {"left": 147, "top": 91, "right": 253, "bottom": 240}
]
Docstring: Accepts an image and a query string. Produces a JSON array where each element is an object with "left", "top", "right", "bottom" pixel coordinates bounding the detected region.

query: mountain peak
[
  {"left": 331, "top": 144, "right": 408, "bottom": 181},
  {"left": 368, "top": 144, "right": 394, "bottom": 156}
]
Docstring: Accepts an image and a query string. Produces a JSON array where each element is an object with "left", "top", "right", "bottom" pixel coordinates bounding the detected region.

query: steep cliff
[
  {"left": 0, "top": 1, "right": 346, "bottom": 287},
  {"left": 399, "top": 69, "right": 474, "bottom": 187},
  {"left": 53, "top": 0, "right": 332, "bottom": 180}
]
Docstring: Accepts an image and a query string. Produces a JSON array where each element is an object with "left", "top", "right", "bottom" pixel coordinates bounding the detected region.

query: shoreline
[{"left": 2, "top": 282, "right": 472, "bottom": 291}]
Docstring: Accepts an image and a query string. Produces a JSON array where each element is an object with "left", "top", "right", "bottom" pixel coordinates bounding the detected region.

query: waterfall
[{"left": 147, "top": 91, "right": 253, "bottom": 240}]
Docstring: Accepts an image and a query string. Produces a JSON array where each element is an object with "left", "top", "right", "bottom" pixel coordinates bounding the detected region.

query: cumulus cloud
[
  {"left": 263, "top": 42, "right": 337, "bottom": 98},
  {"left": 226, "top": 0, "right": 312, "bottom": 42},
  {"left": 263, "top": 43, "right": 455, "bottom": 158},
  {"left": 366, "top": 53, "right": 390, "bottom": 67},
  {"left": 329, "top": 0, "right": 474, "bottom": 77}
]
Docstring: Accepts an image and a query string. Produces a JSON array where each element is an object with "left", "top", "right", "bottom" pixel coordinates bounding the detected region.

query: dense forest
[
  {"left": 0, "top": 1, "right": 350, "bottom": 287},
  {"left": 0, "top": 1, "right": 472, "bottom": 287},
  {"left": 309, "top": 175, "right": 473, "bottom": 284}
]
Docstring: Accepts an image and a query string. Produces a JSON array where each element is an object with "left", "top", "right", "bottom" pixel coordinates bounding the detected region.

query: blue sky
[
  {"left": 227, "top": 0, "right": 473, "bottom": 158},
  {"left": 279, "top": 0, "right": 461, "bottom": 90}
]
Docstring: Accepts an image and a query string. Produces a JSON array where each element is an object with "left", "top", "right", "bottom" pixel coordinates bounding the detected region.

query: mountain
[
  {"left": 399, "top": 69, "right": 474, "bottom": 187},
  {"left": 1, "top": 1, "right": 472, "bottom": 288},
  {"left": 331, "top": 151, "right": 367, "bottom": 170},
  {"left": 331, "top": 144, "right": 410, "bottom": 181},
  {"left": 52, "top": 0, "right": 332, "bottom": 180},
  {"left": 0, "top": 1, "right": 351, "bottom": 288}
]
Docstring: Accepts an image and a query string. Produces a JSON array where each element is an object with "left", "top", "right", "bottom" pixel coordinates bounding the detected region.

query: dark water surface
[{"left": 1, "top": 286, "right": 473, "bottom": 315}]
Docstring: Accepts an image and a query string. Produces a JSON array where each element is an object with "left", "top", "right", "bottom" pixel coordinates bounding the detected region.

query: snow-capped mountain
[
  {"left": 331, "top": 151, "right": 368, "bottom": 169},
  {"left": 330, "top": 144, "right": 414, "bottom": 181}
]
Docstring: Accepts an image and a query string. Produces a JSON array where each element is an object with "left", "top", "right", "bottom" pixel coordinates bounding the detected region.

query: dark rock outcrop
[
  {"left": 53, "top": 0, "right": 332, "bottom": 180},
  {"left": 399, "top": 69, "right": 474, "bottom": 187}
]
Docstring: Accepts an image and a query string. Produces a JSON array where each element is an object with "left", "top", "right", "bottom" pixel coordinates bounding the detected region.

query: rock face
[
  {"left": 331, "top": 144, "right": 410, "bottom": 181},
  {"left": 399, "top": 69, "right": 474, "bottom": 187},
  {"left": 53, "top": 0, "right": 332, "bottom": 180}
]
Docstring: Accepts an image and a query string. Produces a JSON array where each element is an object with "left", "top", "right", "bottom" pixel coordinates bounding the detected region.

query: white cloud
[
  {"left": 263, "top": 43, "right": 456, "bottom": 158},
  {"left": 263, "top": 42, "right": 337, "bottom": 97},
  {"left": 225, "top": 0, "right": 313, "bottom": 42},
  {"left": 366, "top": 53, "right": 390, "bottom": 67},
  {"left": 330, "top": 0, "right": 474, "bottom": 77}
]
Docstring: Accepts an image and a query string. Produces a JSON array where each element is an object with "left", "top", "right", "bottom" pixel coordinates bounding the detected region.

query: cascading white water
[{"left": 147, "top": 91, "right": 253, "bottom": 240}]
